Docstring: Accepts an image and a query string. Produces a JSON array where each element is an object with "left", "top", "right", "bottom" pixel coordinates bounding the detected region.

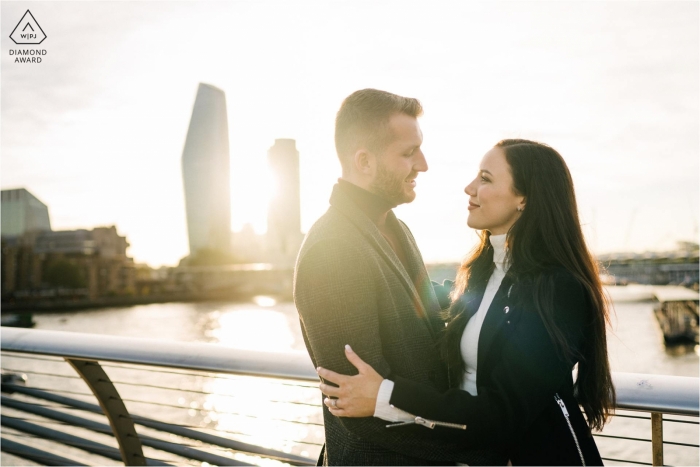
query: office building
[
  {"left": 1, "top": 188, "right": 51, "bottom": 238},
  {"left": 266, "top": 139, "right": 302, "bottom": 264},
  {"left": 181, "top": 83, "right": 232, "bottom": 256}
]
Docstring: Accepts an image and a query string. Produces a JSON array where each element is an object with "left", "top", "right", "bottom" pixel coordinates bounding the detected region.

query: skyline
[{"left": 1, "top": 1, "right": 698, "bottom": 267}]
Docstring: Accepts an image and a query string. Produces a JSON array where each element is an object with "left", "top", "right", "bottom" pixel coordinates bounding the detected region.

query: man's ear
[{"left": 352, "top": 149, "right": 375, "bottom": 176}]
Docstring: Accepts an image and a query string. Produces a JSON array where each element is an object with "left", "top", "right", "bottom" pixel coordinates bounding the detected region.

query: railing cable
[
  {"left": 110, "top": 379, "right": 321, "bottom": 407},
  {"left": 2, "top": 398, "right": 324, "bottom": 446},
  {"left": 1, "top": 352, "right": 65, "bottom": 363},
  {"left": 1, "top": 415, "right": 173, "bottom": 466},
  {"left": 5, "top": 382, "right": 323, "bottom": 423},
  {"left": 0, "top": 436, "right": 89, "bottom": 466},
  {"left": 98, "top": 362, "right": 318, "bottom": 388},
  {"left": 664, "top": 418, "right": 699, "bottom": 425},
  {"left": 2, "top": 393, "right": 325, "bottom": 445},
  {"left": 594, "top": 433, "right": 652, "bottom": 443},
  {"left": 611, "top": 412, "right": 700, "bottom": 424},
  {"left": 3, "top": 431, "right": 186, "bottom": 466},
  {"left": 1, "top": 413, "right": 254, "bottom": 466},
  {"left": 590, "top": 433, "right": 700, "bottom": 448},
  {"left": 120, "top": 397, "right": 325, "bottom": 426},
  {"left": 601, "top": 457, "right": 652, "bottom": 466},
  {"left": 4, "top": 386, "right": 94, "bottom": 398},
  {"left": 661, "top": 440, "right": 700, "bottom": 448},
  {"left": 3, "top": 385, "right": 316, "bottom": 465},
  {"left": 2, "top": 395, "right": 322, "bottom": 451},
  {"left": 2, "top": 368, "right": 83, "bottom": 380}
]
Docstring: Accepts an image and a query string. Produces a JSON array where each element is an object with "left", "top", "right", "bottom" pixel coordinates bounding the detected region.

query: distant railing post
[{"left": 650, "top": 412, "right": 663, "bottom": 466}]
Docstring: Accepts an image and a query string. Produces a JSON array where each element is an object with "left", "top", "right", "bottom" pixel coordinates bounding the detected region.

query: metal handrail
[
  {"left": 2, "top": 327, "right": 698, "bottom": 416},
  {"left": 1, "top": 327, "right": 318, "bottom": 381}
]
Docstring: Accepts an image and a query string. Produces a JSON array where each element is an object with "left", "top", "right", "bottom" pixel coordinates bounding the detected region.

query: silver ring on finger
[{"left": 331, "top": 398, "right": 338, "bottom": 409}]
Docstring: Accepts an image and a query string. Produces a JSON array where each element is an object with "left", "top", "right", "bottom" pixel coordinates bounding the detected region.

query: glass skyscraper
[{"left": 181, "top": 83, "right": 231, "bottom": 256}]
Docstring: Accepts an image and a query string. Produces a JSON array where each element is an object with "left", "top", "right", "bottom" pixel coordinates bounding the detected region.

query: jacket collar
[
  {"left": 336, "top": 179, "right": 395, "bottom": 226},
  {"left": 328, "top": 183, "right": 436, "bottom": 322}
]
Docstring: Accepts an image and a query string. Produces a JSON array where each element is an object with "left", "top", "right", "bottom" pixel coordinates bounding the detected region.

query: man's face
[{"left": 368, "top": 113, "right": 427, "bottom": 206}]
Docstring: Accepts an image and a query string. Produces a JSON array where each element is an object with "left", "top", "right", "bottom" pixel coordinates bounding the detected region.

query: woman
[{"left": 317, "top": 139, "right": 615, "bottom": 465}]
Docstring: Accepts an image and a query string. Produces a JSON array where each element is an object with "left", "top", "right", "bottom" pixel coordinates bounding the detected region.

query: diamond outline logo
[{"left": 10, "top": 10, "right": 47, "bottom": 45}]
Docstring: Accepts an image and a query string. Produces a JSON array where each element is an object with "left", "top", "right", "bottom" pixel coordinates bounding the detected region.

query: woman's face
[{"left": 465, "top": 147, "right": 525, "bottom": 235}]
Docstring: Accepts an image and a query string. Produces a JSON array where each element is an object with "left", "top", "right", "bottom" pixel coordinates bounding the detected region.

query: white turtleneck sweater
[{"left": 374, "top": 233, "right": 509, "bottom": 422}]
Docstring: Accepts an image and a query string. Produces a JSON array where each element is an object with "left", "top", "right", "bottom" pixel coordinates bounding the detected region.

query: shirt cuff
[{"left": 373, "top": 379, "right": 416, "bottom": 422}]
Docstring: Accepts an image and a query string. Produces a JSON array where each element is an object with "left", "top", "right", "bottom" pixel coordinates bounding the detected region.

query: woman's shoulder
[
  {"left": 514, "top": 266, "right": 591, "bottom": 321},
  {"left": 512, "top": 265, "right": 581, "bottom": 290},
  {"left": 542, "top": 266, "right": 586, "bottom": 293}
]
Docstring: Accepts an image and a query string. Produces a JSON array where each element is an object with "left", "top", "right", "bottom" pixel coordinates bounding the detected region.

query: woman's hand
[{"left": 317, "top": 345, "right": 384, "bottom": 418}]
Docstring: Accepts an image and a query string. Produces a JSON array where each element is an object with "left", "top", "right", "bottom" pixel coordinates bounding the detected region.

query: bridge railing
[{"left": 1, "top": 327, "right": 698, "bottom": 466}]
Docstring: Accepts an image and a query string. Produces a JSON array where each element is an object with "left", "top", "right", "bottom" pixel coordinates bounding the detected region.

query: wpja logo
[
  {"left": 10, "top": 10, "right": 46, "bottom": 44},
  {"left": 9, "top": 10, "right": 47, "bottom": 64}
]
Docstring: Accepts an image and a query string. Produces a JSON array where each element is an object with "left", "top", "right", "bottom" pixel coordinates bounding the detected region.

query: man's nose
[{"left": 414, "top": 150, "right": 428, "bottom": 172}]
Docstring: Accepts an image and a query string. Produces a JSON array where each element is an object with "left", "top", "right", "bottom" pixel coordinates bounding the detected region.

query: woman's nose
[{"left": 464, "top": 180, "right": 476, "bottom": 196}]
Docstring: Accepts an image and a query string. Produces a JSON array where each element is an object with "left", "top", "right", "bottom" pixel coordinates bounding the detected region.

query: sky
[{"left": 1, "top": 1, "right": 698, "bottom": 267}]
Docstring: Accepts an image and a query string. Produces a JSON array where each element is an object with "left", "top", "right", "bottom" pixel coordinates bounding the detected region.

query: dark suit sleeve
[
  {"left": 390, "top": 272, "right": 589, "bottom": 449},
  {"left": 294, "top": 238, "right": 495, "bottom": 463},
  {"left": 432, "top": 280, "right": 455, "bottom": 310}
]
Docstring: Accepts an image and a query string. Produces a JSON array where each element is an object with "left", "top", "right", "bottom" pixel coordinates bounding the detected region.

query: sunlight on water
[
  {"left": 198, "top": 301, "right": 323, "bottom": 459},
  {"left": 202, "top": 375, "right": 321, "bottom": 459},
  {"left": 253, "top": 295, "right": 278, "bottom": 307},
  {"left": 207, "top": 308, "right": 295, "bottom": 351}
]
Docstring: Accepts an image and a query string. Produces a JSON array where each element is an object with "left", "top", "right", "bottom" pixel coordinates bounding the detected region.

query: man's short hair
[{"left": 335, "top": 89, "right": 423, "bottom": 171}]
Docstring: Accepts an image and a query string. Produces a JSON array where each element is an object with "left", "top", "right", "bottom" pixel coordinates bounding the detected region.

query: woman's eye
[{"left": 481, "top": 176, "right": 489, "bottom": 182}]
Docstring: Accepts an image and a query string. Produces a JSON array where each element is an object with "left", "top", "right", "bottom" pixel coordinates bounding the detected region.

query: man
[{"left": 294, "top": 89, "right": 498, "bottom": 465}]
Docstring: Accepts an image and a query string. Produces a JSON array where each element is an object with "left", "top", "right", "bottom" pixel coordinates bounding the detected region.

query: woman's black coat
[{"left": 390, "top": 268, "right": 604, "bottom": 466}]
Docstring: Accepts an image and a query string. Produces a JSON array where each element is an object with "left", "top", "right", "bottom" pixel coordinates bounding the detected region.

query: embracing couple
[{"left": 293, "top": 89, "right": 615, "bottom": 466}]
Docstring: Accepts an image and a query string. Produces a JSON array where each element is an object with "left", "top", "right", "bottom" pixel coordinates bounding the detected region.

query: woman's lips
[{"left": 468, "top": 202, "right": 480, "bottom": 211}]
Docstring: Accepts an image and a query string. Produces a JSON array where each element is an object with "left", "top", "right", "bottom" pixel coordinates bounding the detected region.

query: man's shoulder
[{"left": 298, "top": 207, "right": 366, "bottom": 257}]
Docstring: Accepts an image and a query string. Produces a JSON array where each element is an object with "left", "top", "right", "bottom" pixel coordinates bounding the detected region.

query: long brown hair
[{"left": 443, "top": 139, "right": 615, "bottom": 431}]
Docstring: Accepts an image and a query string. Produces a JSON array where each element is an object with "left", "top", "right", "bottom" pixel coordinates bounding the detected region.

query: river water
[{"left": 2, "top": 286, "right": 698, "bottom": 466}]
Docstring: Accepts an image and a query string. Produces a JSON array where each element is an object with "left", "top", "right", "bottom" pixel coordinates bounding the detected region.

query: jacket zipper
[
  {"left": 555, "top": 393, "right": 586, "bottom": 466},
  {"left": 386, "top": 416, "right": 467, "bottom": 430}
]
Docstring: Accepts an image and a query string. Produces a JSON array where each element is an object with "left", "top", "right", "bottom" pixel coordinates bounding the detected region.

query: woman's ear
[{"left": 517, "top": 196, "right": 526, "bottom": 212}]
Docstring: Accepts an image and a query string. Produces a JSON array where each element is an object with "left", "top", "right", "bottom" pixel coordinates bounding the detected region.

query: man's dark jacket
[{"left": 294, "top": 184, "right": 498, "bottom": 466}]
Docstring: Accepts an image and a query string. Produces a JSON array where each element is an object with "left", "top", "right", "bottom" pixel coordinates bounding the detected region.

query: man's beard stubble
[{"left": 369, "top": 161, "right": 416, "bottom": 207}]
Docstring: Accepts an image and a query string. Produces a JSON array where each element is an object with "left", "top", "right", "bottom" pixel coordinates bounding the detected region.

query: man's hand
[{"left": 317, "top": 345, "right": 383, "bottom": 418}]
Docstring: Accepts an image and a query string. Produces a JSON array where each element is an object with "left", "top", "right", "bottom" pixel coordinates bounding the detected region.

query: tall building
[
  {"left": 1, "top": 188, "right": 51, "bottom": 238},
  {"left": 267, "top": 139, "right": 302, "bottom": 263},
  {"left": 181, "top": 83, "right": 231, "bottom": 256}
]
